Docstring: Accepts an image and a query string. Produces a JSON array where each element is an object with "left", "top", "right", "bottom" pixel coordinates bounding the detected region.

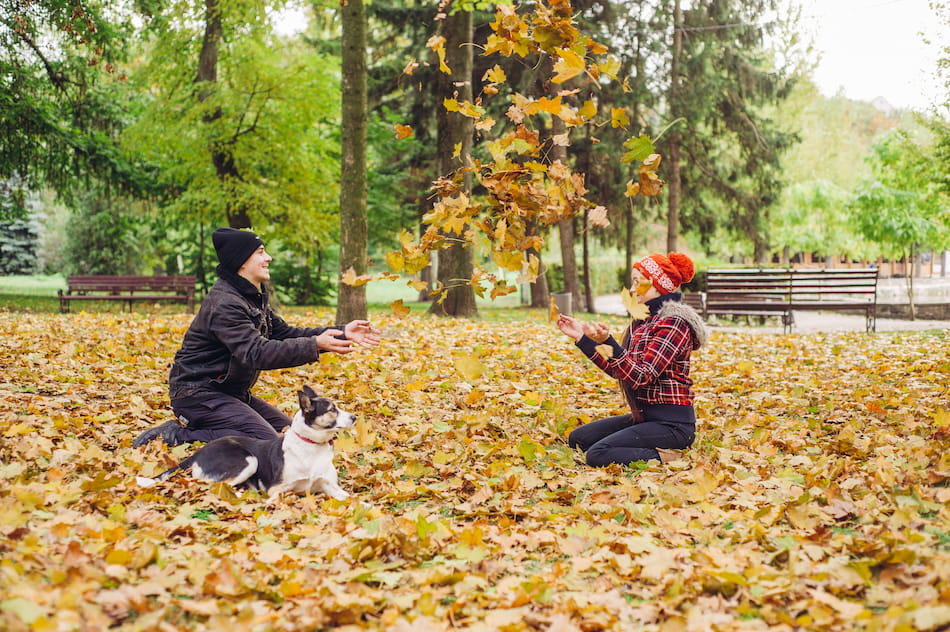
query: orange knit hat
[{"left": 633, "top": 252, "right": 695, "bottom": 294}]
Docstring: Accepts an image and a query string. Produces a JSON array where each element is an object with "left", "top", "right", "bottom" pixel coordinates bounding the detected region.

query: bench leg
[{"left": 783, "top": 310, "right": 795, "bottom": 334}]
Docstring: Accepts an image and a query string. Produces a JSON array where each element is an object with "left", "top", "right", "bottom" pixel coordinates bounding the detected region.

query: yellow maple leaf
[
  {"left": 426, "top": 35, "right": 450, "bottom": 74},
  {"left": 483, "top": 65, "right": 507, "bottom": 84},
  {"left": 548, "top": 296, "right": 559, "bottom": 322},
  {"left": 595, "top": 344, "right": 614, "bottom": 360},
  {"left": 578, "top": 99, "right": 597, "bottom": 120},
  {"left": 551, "top": 48, "right": 586, "bottom": 84},
  {"left": 340, "top": 267, "right": 372, "bottom": 287},
  {"left": 611, "top": 107, "right": 630, "bottom": 130},
  {"left": 390, "top": 299, "right": 411, "bottom": 319},
  {"left": 454, "top": 353, "right": 486, "bottom": 381},
  {"left": 621, "top": 287, "right": 648, "bottom": 319}
]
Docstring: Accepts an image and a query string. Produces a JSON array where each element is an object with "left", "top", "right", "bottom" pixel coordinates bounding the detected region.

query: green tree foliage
[
  {"left": 0, "top": 215, "right": 40, "bottom": 274},
  {"left": 62, "top": 188, "right": 149, "bottom": 275},
  {"left": 770, "top": 180, "right": 868, "bottom": 263},
  {"left": 121, "top": 0, "right": 341, "bottom": 276},
  {"left": 0, "top": 0, "right": 145, "bottom": 220},
  {"left": 851, "top": 129, "right": 949, "bottom": 317},
  {"left": 668, "top": 0, "right": 797, "bottom": 260}
]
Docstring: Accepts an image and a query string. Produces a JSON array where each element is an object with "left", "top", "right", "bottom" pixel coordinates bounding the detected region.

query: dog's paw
[{"left": 135, "top": 476, "right": 158, "bottom": 488}]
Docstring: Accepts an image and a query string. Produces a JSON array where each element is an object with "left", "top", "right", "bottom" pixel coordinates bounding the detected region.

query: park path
[{"left": 592, "top": 294, "right": 950, "bottom": 334}]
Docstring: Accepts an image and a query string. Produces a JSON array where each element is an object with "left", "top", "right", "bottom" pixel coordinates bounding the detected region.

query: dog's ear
[
  {"left": 302, "top": 384, "right": 319, "bottom": 399},
  {"left": 297, "top": 389, "right": 314, "bottom": 414}
]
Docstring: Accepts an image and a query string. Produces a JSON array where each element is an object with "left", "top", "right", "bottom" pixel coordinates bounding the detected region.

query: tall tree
[
  {"left": 383, "top": 0, "right": 664, "bottom": 308},
  {"left": 851, "top": 129, "right": 949, "bottom": 319},
  {"left": 337, "top": 0, "right": 370, "bottom": 322},
  {"left": 0, "top": 0, "right": 144, "bottom": 220},
  {"left": 123, "top": 0, "right": 341, "bottom": 279},
  {"left": 429, "top": 6, "right": 477, "bottom": 317},
  {"left": 194, "top": 0, "right": 250, "bottom": 229},
  {"left": 666, "top": 0, "right": 796, "bottom": 260}
]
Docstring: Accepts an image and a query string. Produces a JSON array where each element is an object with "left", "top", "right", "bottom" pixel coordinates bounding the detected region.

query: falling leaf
[
  {"left": 394, "top": 124, "right": 414, "bottom": 140},
  {"left": 454, "top": 353, "right": 485, "bottom": 380},
  {"left": 551, "top": 48, "right": 585, "bottom": 84},
  {"left": 611, "top": 107, "right": 630, "bottom": 130},
  {"left": 622, "top": 135, "right": 655, "bottom": 163},
  {"left": 390, "top": 300, "right": 411, "bottom": 319},
  {"left": 340, "top": 267, "right": 373, "bottom": 286},
  {"left": 588, "top": 206, "right": 610, "bottom": 227},
  {"left": 426, "top": 35, "right": 450, "bottom": 73}
]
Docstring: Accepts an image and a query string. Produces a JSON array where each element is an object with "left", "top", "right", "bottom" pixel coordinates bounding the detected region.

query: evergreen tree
[{"left": 666, "top": 0, "right": 797, "bottom": 260}]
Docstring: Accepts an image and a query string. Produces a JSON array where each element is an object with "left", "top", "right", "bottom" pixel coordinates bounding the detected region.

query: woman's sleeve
[{"left": 575, "top": 318, "right": 691, "bottom": 388}]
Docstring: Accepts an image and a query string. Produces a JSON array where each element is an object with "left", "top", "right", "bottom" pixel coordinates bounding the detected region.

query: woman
[{"left": 556, "top": 252, "right": 707, "bottom": 466}]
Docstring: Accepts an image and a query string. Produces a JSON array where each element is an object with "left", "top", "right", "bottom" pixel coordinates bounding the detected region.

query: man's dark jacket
[{"left": 169, "top": 271, "right": 340, "bottom": 400}]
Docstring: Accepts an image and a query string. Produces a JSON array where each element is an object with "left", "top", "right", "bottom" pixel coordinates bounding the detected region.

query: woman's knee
[
  {"left": 585, "top": 443, "right": 659, "bottom": 467},
  {"left": 567, "top": 427, "right": 586, "bottom": 450}
]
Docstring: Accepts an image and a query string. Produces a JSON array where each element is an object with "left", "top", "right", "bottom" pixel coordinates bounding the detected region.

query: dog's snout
[{"left": 336, "top": 410, "right": 356, "bottom": 428}]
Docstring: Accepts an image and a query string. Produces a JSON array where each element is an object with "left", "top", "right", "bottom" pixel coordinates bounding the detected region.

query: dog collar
[{"left": 295, "top": 431, "right": 333, "bottom": 446}]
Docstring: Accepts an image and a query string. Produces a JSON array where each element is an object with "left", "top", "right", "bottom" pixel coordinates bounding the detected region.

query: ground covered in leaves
[{"left": 0, "top": 308, "right": 948, "bottom": 631}]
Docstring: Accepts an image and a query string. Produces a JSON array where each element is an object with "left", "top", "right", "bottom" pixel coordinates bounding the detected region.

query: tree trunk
[
  {"left": 625, "top": 199, "right": 634, "bottom": 276},
  {"left": 336, "top": 0, "right": 369, "bottom": 323},
  {"left": 666, "top": 0, "right": 682, "bottom": 253},
  {"left": 550, "top": 91, "right": 584, "bottom": 312},
  {"left": 527, "top": 218, "right": 549, "bottom": 308},
  {"left": 429, "top": 9, "right": 476, "bottom": 317},
  {"left": 906, "top": 247, "right": 917, "bottom": 320},
  {"left": 195, "top": 0, "right": 250, "bottom": 229},
  {"left": 582, "top": 209, "right": 594, "bottom": 313}
]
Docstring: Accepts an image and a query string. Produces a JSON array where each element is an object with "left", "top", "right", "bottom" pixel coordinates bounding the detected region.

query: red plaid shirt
[{"left": 576, "top": 313, "right": 696, "bottom": 406}]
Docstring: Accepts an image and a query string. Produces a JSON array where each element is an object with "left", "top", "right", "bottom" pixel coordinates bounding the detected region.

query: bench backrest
[
  {"left": 788, "top": 269, "right": 878, "bottom": 302},
  {"left": 66, "top": 275, "right": 196, "bottom": 293},
  {"left": 706, "top": 269, "right": 793, "bottom": 303},
  {"left": 706, "top": 268, "right": 878, "bottom": 303}
]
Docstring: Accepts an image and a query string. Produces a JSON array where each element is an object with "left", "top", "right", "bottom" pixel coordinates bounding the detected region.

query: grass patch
[{"left": 0, "top": 274, "right": 66, "bottom": 296}]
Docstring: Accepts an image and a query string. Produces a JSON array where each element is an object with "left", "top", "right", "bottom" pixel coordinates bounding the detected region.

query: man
[{"left": 132, "top": 227, "right": 381, "bottom": 447}]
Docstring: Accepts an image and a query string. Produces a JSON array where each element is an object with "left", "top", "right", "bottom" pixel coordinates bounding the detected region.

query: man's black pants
[{"left": 169, "top": 391, "right": 292, "bottom": 444}]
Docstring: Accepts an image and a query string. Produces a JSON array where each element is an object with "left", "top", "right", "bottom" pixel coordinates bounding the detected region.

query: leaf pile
[{"left": 1, "top": 311, "right": 948, "bottom": 631}]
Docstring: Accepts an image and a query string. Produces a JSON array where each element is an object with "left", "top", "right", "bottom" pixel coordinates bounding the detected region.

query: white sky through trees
[{"left": 800, "top": 0, "right": 947, "bottom": 111}]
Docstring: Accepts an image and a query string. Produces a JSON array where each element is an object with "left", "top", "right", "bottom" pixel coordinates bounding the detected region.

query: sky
[{"left": 797, "top": 0, "right": 947, "bottom": 111}]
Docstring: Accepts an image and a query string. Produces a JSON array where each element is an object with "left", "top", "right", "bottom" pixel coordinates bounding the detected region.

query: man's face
[{"left": 238, "top": 246, "right": 272, "bottom": 288}]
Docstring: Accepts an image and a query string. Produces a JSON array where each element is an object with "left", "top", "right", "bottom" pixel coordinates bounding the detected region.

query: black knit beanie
[{"left": 212, "top": 228, "right": 264, "bottom": 274}]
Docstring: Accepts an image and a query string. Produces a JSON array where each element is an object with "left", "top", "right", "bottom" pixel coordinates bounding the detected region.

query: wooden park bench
[
  {"left": 58, "top": 275, "right": 197, "bottom": 314},
  {"left": 704, "top": 268, "right": 879, "bottom": 332}
]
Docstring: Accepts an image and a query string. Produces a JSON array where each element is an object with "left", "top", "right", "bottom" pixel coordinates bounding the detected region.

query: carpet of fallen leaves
[{"left": 0, "top": 308, "right": 948, "bottom": 632}]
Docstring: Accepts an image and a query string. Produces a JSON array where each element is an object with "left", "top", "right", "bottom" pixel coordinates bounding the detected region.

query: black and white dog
[{"left": 140, "top": 386, "right": 355, "bottom": 500}]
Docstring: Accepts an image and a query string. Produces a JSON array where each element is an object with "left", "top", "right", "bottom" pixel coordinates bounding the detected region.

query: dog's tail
[{"left": 136, "top": 455, "right": 198, "bottom": 488}]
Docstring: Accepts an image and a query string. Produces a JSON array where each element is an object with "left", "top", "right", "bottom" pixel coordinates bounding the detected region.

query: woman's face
[{"left": 631, "top": 268, "right": 661, "bottom": 304}]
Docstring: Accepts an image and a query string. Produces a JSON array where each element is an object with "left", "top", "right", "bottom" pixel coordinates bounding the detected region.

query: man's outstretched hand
[
  {"left": 316, "top": 320, "right": 381, "bottom": 354},
  {"left": 343, "top": 320, "right": 382, "bottom": 348}
]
